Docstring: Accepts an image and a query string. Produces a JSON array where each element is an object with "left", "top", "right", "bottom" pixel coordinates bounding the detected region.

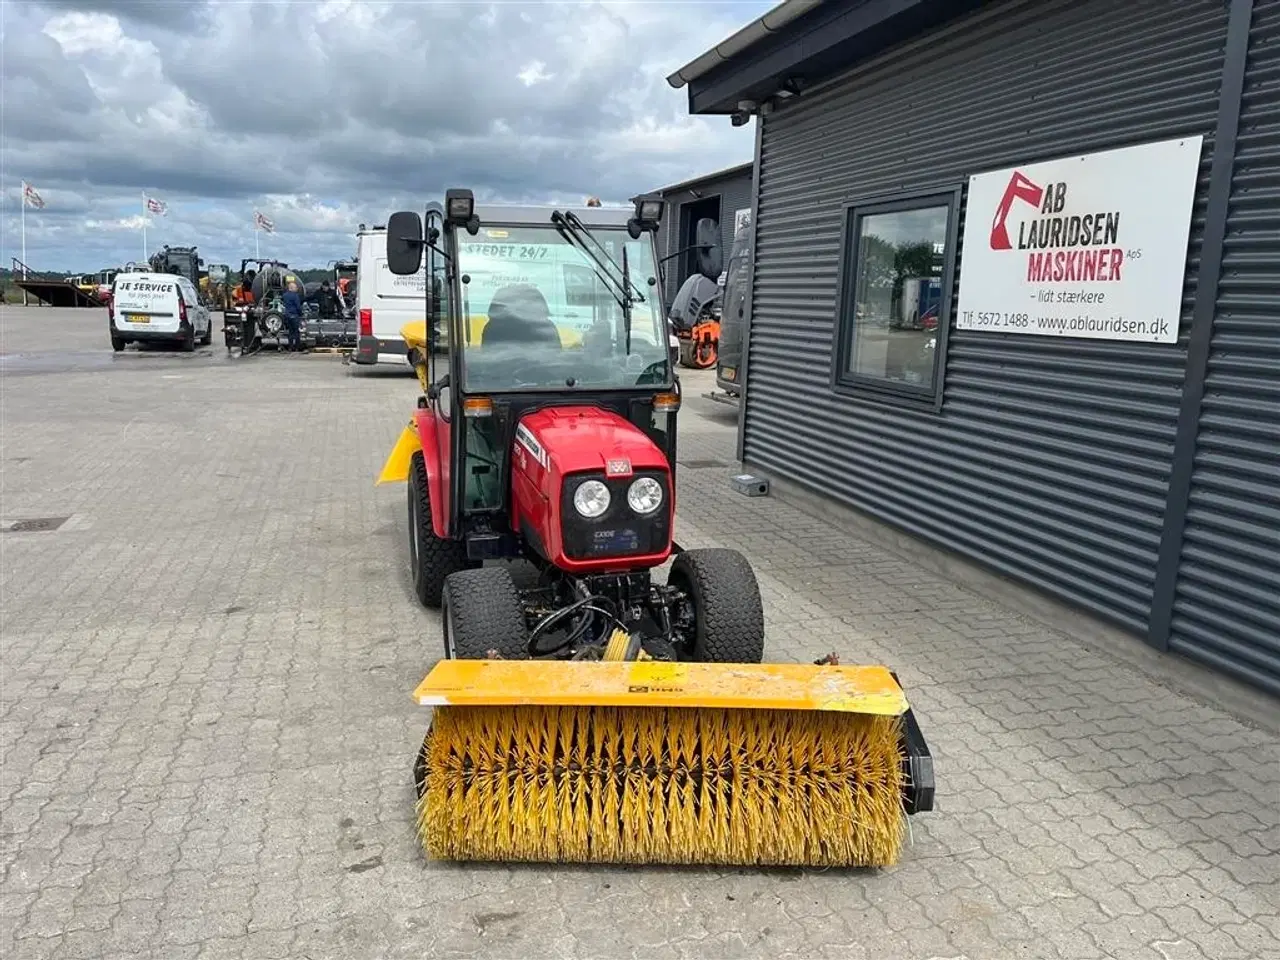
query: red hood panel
[{"left": 518, "top": 406, "right": 667, "bottom": 475}]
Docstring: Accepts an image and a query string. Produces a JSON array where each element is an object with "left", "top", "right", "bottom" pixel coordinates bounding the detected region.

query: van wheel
[
  {"left": 111, "top": 336, "right": 126, "bottom": 352},
  {"left": 199, "top": 322, "right": 212, "bottom": 346},
  {"left": 181, "top": 326, "right": 195, "bottom": 352}
]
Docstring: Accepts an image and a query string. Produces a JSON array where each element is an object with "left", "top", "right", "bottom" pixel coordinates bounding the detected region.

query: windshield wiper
[
  {"left": 550, "top": 220, "right": 629, "bottom": 316},
  {"left": 551, "top": 210, "right": 647, "bottom": 361},
  {"left": 562, "top": 211, "right": 647, "bottom": 304},
  {"left": 549, "top": 212, "right": 631, "bottom": 309}
]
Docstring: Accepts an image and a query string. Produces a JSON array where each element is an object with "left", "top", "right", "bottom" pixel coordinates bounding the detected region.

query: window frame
[{"left": 830, "top": 186, "right": 962, "bottom": 412}]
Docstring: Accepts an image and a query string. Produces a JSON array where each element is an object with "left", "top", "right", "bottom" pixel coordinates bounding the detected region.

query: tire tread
[
  {"left": 669, "top": 547, "right": 765, "bottom": 663},
  {"left": 443, "top": 567, "right": 528, "bottom": 660},
  {"left": 409, "top": 452, "right": 468, "bottom": 607}
]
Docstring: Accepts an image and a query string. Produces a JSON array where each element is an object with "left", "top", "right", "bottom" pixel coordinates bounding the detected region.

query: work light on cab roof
[{"left": 374, "top": 185, "right": 935, "bottom": 870}]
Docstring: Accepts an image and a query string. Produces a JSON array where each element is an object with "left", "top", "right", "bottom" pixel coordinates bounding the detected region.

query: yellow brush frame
[{"left": 413, "top": 658, "right": 910, "bottom": 716}]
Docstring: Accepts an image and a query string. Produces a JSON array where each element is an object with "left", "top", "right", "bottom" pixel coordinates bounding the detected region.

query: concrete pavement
[{"left": 1, "top": 306, "right": 1277, "bottom": 959}]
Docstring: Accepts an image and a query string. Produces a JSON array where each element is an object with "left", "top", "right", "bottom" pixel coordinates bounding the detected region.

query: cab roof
[{"left": 473, "top": 204, "right": 637, "bottom": 228}]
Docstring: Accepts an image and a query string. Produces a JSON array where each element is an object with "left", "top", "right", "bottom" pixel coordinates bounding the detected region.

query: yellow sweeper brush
[{"left": 410, "top": 658, "right": 934, "bottom": 868}]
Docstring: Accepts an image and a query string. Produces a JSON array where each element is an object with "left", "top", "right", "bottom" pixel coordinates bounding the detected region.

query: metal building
[
  {"left": 651, "top": 162, "right": 754, "bottom": 307},
  {"left": 668, "top": 0, "right": 1280, "bottom": 696}
]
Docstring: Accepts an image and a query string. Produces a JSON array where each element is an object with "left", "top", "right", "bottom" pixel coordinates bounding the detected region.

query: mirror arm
[
  {"left": 657, "top": 243, "right": 710, "bottom": 266},
  {"left": 427, "top": 374, "right": 450, "bottom": 400}
]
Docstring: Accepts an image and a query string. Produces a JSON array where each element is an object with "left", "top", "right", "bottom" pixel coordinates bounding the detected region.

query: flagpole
[
  {"left": 141, "top": 191, "right": 148, "bottom": 261},
  {"left": 21, "top": 183, "right": 28, "bottom": 305},
  {"left": 255, "top": 223, "right": 260, "bottom": 259}
]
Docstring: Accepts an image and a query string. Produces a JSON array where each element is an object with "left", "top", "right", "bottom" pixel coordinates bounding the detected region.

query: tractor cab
[{"left": 149, "top": 245, "right": 203, "bottom": 292}]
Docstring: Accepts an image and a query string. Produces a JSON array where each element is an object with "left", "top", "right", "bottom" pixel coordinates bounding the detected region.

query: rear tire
[
  {"left": 441, "top": 566, "right": 529, "bottom": 660},
  {"left": 408, "top": 451, "right": 468, "bottom": 607},
  {"left": 111, "top": 336, "right": 126, "bottom": 352},
  {"left": 668, "top": 548, "right": 765, "bottom": 663},
  {"left": 180, "top": 325, "right": 195, "bottom": 352},
  {"left": 199, "top": 321, "right": 212, "bottom": 346}
]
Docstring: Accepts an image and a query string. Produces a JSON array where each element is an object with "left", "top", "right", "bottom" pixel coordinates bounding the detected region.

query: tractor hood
[
  {"left": 510, "top": 404, "right": 674, "bottom": 574},
  {"left": 515, "top": 406, "right": 668, "bottom": 476}
]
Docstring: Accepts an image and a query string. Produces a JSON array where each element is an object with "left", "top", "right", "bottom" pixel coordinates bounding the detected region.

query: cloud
[{"left": 2, "top": 0, "right": 768, "bottom": 272}]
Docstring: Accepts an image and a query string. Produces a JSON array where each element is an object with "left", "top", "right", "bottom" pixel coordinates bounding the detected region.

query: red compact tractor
[
  {"left": 377, "top": 189, "right": 766, "bottom": 663},
  {"left": 377, "top": 189, "right": 935, "bottom": 870}
]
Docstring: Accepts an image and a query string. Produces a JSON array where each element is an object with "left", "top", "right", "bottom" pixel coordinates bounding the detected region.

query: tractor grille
[{"left": 560, "top": 469, "right": 671, "bottom": 561}]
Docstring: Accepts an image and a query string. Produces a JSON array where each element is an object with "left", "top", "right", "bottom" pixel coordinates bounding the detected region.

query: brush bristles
[{"left": 417, "top": 704, "right": 907, "bottom": 867}]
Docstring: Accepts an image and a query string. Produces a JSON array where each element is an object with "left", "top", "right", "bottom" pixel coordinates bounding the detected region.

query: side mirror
[
  {"left": 387, "top": 210, "right": 423, "bottom": 275},
  {"left": 694, "top": 218, "right": 723, "bottom": 280}
]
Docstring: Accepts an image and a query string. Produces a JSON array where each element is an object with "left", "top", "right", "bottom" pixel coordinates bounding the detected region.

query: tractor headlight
[
  {"left": 627, "top": 477, "right": 663, "bottom": 515},
  {"left": 573, "top": 479, "right": 611, "bottom": 518}
]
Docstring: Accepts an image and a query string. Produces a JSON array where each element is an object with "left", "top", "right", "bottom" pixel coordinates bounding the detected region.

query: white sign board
[{"left": 956, "top": 135, "right": 1202, "bottom": 342}]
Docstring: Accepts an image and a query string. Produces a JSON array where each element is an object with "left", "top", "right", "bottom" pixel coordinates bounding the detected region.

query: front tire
[
  {"left": 441, "top": 566, "right": 529, "bottom": 660},
  {"left": 668, "top": 548, "right": 765, "bottom": 663},
  {"left": 408, "top": 452, "right": 468, "bottom": 607}
]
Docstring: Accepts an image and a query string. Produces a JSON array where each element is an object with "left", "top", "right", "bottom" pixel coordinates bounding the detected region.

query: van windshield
[{"left": 455, "top": 223, "right": 669, "bottom": 392}]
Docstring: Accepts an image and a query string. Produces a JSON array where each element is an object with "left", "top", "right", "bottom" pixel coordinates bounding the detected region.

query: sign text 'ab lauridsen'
[{"left": 956, "top": 136, "right": 1202, "bottom": 343}]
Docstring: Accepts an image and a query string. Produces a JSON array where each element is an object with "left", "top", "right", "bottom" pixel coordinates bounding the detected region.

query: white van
[
  {"left": 109, "top": 272, "right": 212, "bottom": 352},
  {"left": 350, "top": 226, "right": 421, "bottom": 366}
]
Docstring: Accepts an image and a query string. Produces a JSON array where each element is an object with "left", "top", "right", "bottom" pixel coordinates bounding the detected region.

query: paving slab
[{"left": 1, "top": 306, "right": 1277, "bottom": 960}]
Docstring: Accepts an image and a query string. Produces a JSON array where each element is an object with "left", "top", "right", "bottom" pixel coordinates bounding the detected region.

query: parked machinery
[
  {"left": 300, "top": 260, "right": 358, "bottom": 349},
  {"left": 666, "top": 220, "right": 723, "bottom": 369},
  {"left": 223, "top": 257, "right": 356, "bottom": 354},
  {"left": 73, "top": 268, "right": 119, "bottom": 306},
  {"left": 222, "top": 258, "right": 299, "bottom": 354},
  {"left": 148, "top": 245, "right": 203, "bottom": 291},
  {"left": 333, "top": 259, "right": 357, "bottom": 319},
  {"left": 201, "top": 263, "right": 232, "bottom": 310}
]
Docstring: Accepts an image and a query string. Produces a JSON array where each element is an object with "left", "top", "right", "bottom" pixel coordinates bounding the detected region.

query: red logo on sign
[{"left": 990, "top": 171, "right": 1044, "bottom": 250}]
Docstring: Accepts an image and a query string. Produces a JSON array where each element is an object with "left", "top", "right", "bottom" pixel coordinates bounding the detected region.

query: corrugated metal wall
[
  {"left": 656, "top": 170, "right": 754, "bottom": 307},
  {"left": 745, "top": 0, "right": 1229, "bottom": 636},
  {"left": 1168, "top": 0, "right": 1280, "bottom": 694}
]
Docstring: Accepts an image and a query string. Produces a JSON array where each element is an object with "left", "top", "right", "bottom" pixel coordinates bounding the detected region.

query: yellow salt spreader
[{"left": 375, "top": 196, "right": 934, "bottom": 868}]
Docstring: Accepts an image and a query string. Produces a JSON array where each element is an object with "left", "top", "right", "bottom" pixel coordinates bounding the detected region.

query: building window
[{"left": 833, "top": 189, "right": 959, "bottom": 407}]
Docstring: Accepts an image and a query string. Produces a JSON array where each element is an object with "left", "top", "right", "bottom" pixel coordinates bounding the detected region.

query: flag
[
  {"left": 254, "top": 210, "right": 275, "bottom": 233},
  {"left": 22, "top": 181, "right": 45, "bottom": 209},
  {"left": 144, "top": 194, "right": 168, "bottom": 216}
]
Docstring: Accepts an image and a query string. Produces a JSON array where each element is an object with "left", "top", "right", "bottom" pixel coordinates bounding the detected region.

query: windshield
[{"left": 455, "top": 222, "right": 669, "bottom": 391}]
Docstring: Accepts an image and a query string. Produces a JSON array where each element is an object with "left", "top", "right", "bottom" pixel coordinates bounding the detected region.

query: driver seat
[{"left": 482, "top": 284, "right": 561, "bottom": 348}]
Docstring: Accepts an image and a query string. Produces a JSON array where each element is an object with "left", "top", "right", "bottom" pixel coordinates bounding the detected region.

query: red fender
[{"left": 413, "top": 408, "right": 451, "bottom": 540}]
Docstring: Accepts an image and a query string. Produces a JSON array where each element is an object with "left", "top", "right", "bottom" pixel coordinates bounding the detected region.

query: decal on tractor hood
[{"left": 516, "top": 423, "right": 549, "bottom": 469}]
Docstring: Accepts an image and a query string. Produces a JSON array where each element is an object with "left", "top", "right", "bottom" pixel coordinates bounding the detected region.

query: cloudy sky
[{"left": 2, "top": 0, "right": 768, "bottom": 272}]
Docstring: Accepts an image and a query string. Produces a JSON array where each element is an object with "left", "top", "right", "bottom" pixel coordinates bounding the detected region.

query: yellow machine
[
  {"left": 412, "top": 658, "right": 930, "bottom": 866},
  {"left": 380, "top": 192, "right": 935, "bottom": 870}
]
